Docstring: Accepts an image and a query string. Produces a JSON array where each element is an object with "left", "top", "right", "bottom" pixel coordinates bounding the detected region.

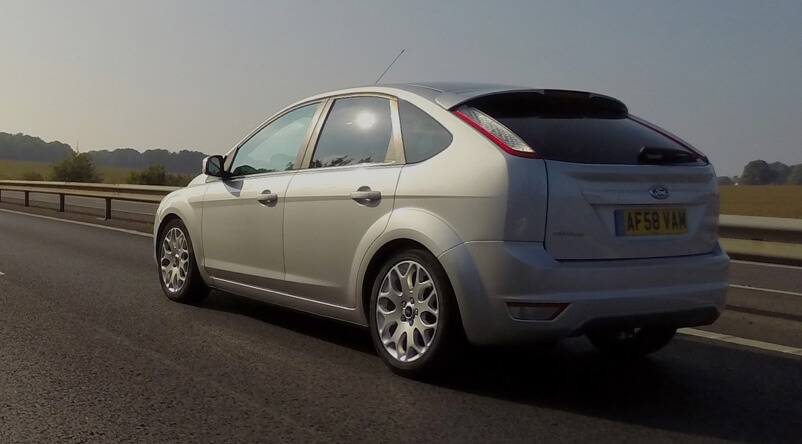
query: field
[
  {"left": 0, "top": 159, "right": 135, "bottom": 184},
  {"left": 720, "top": 185, "right": 802, "bottom": 219}
]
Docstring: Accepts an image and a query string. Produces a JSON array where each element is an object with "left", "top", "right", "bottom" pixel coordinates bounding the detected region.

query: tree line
[
  {"left": 1, "top": 132, "right": 198, "bottom": 186},
  {"left": 0, "top": 131, "right": 207, "bottom": 174},
  {"left": 0, "top": 132, "right": 73, "bottom": 162},
  {"left": 719, "top": 160, "right": 802, "bottom": 186}
]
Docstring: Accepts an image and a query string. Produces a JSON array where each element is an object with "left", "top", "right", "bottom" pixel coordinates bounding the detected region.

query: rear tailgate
[
  {"left": 457, "top": 90, "right": 719, "bottom": 260},
  {"left": 543, "top": 161, "right": 718, "bottom": 260}
]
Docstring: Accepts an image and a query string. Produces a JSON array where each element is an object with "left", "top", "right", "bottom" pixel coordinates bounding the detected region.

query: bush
[
  {"left": 717, "top": 176, "right": 734, "bottom": 186},
  {"left": 166, "top": 173, "right": 194, "bottom": 187},
  {"left": 127, "top": 164, "right": 193, "bottom": 187},
  {"left": 50, "top": 152, "right": 102, "bottom": 182},
  {"left": 127, "top": 164, "right": 167, "bottom": 185},
  {"left": 739, "top": 160, "right": 776, "bottom": 185},
  {"left": 22, "top": 171, "right": 45, "bottom": 181},
  {"left": 788, "top": 165, "right": 802, "bottom": 185}
]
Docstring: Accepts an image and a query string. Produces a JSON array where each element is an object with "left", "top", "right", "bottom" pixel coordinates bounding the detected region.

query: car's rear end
[{"left": 434, "top": 88, "right": 729, "bottom": 347}]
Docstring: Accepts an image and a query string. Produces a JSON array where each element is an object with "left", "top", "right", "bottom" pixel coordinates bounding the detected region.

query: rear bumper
[{"left": 437, "top": 241, "right": 729, "bottom": 346}]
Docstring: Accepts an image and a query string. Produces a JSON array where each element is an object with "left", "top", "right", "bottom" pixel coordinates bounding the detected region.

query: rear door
[
  {"left": 282, "top": 95, "right": 403, "bottom": 307},
  {"left": 461, "top": 91, "right": 718, "bottom": 260}
]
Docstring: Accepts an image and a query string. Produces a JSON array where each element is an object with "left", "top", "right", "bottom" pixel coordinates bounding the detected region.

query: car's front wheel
[
  {"left": 587, "top": 326, "right": 677, "bottom": 357},
  {"left": 369, "top": 249, "right": 464, "bottom": 378},
  {"left": 158, "top": 218, "right": 209, "bottom": 304}
]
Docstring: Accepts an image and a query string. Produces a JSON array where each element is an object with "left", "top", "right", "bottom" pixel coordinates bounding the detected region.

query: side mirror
[{"left": 203, "top": 155, "right": 226, "bottom": 178}]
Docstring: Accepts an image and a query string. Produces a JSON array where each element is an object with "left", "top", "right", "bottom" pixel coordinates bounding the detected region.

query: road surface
[{"left": 1, "top": 209, "right": 801, "bottom": 443}]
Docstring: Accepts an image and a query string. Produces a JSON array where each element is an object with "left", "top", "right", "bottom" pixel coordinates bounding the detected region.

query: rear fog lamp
[{"left": 507, "top": 302, "right": 568, "bottom": 321}]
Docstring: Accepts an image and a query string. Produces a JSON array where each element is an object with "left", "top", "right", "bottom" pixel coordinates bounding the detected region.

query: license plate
[{"left": 615, "top": 208, "right": 687, "bottom": 236}]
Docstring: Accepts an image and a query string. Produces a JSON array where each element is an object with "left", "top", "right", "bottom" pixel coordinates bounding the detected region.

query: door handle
[
  {"left": 256, "top": 190, "right": 278, "bottom": 203},
  {"left": 350, "top": 190, "right": 381, "bottom": 201}
]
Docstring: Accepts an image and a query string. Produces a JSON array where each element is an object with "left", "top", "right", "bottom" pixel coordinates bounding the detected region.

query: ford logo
[{"left": 649, "top": 185, "right": 670, "bottom": 200}]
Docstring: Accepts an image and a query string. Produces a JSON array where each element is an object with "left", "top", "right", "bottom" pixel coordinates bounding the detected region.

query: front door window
[{"left": 230, "top": 102, "right": 319, "bottom": 176}]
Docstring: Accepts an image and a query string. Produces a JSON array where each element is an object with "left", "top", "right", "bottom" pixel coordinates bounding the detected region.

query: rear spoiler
[{"left": 436, "top": 88, "right": 628, "bottom": 114}]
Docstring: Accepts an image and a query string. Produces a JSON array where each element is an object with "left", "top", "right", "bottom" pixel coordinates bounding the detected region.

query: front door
[{"left": 201, "top": 102, "right": 321, "bottom": 291}]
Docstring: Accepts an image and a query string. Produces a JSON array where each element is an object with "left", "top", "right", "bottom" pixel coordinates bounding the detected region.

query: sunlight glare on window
[{"left": 356, "top": 112, "right": 376, "bottom": 129}]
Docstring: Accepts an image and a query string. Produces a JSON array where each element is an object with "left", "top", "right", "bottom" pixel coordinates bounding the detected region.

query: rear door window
[
  {"left": 465, "top": 92, "right": 703, "bottom": 165},
  {"left": 309, "top": 97, "right": 393, "bottom": 168}
]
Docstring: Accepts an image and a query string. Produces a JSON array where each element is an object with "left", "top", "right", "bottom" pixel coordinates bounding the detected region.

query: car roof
[{"left": 297, "top": 82, "right": 625, "bottom": 112}]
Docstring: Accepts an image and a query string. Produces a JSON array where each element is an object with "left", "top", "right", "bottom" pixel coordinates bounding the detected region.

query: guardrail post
[
  {"left": 24, "top": 191, "right": 29, "bottom": 207},
  {"left": 105, "top": 198, "right": 112, "bottom": 220},
  {"left": 59, "top": 194, "right": 65, "bottom": 212}
]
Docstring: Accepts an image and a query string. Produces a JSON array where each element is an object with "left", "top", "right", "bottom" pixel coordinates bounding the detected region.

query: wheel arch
[
  {"left": 357, "top": 208, "right": 465, "bottom": 328},
  {"left": 154, "top": 207, "right": 213, "bottom": 287},
  {"left": 360, "top": 238, "right": 430, "bottom": 322},
  {"left": 155, "top": 213, "right": 182, "bottom": 258}
]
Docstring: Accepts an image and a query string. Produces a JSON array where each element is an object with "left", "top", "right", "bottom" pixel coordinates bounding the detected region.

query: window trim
[
  {"left": 223, "top": 100, "right": 325, "bottom": 179},
  {"left": 297, "top": 93, "right": 404, "bottom": 171}
]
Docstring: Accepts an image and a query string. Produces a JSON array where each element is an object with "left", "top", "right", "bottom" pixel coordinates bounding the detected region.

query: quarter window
[
  {"left": 309, "top": 97, "right": 392, "bottom": 168},
  {"left": 398, "top": 100, "right": 452, "bottom": 163},
  {"left": 230, "top": 103, "right": 319, "bottom": 176}
]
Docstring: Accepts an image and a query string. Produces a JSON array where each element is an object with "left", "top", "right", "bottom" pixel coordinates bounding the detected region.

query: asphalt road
[{"left": 1, "top": 209, "right": 801, "bottom": 443}]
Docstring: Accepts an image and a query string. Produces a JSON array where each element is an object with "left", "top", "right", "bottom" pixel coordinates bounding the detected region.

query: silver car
[{"left": 154, "top": 82, "right": 729, "bottom": 377}]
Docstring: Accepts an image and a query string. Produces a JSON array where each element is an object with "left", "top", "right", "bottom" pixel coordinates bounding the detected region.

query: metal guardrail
[
  {"left": 719, "top": 215, "right": 802, "bottom": 265},
  {"left": 0, "top": 180, "right": 178, "bottom": 219},
  {"left": 1, "top": 180, "right": 801, "bottom": 264}
]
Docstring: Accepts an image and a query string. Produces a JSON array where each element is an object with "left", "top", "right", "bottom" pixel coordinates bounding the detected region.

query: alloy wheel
[
  {"left": 375, "top": 260, "right": 440, "bottom": 363},
  {"left": 160, "top": 227, "right": 190, "bottom": 294}
]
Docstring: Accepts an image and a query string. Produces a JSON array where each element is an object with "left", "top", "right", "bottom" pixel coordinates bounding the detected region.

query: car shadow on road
[
  {"left": 198, "top": 291, "right": 801, "bottom": 442},
  {"left": 440, "top": 338, "right": 802, "bottom": 442},
  {"left": 199, "top": 290, "right": 375, "bottom": 355}
]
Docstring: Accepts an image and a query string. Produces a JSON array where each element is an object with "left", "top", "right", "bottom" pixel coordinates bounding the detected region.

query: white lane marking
[
  {"left": 680, "top": 328, "right": 802, "bottom": 356},
  {"left": 729, "top": 284, "right": 802, "bottom": 298},
  {"left": 730, "top": 259, "right": 802, "bottom": 271},
  {"left": 0, "top": 271, "right": 5, "bottom": 276},
  {"left": 0, "top": 208, "right": 152, "bottom": 238}
]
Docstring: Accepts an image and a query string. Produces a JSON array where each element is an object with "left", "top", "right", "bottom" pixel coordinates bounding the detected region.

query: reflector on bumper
[{"left": 507, "top": 303, "right": 568, "bottom": 321}]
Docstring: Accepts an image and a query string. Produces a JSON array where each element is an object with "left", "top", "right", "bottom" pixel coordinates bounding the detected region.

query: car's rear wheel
[
  {"left": 587, "top": 326, "right": 677, "bottom": 357},
  {"left": 369, "top": 249, "right": 464, "bottom": 378},
  {"left": 158, "top": 219, "right": 209, "bottom": 304}
]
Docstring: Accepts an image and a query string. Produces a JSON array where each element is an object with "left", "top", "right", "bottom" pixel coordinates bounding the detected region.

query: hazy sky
[{"left": 2, "top": 0, "right": 801, "bottom": 176}]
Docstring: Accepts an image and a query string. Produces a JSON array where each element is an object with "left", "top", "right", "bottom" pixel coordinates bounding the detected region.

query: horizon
[
  {"left": 2, "top": 0, "right": 801, "bottom": 177},
  {"left": 3, "top": 128, "right": 800, "bottom": 180}
]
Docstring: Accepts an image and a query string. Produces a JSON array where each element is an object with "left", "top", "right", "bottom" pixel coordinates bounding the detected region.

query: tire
[
  {"left": 368, "top": 249, "right": 464, "bottom": 378},
  {"left": 157, "top": 218, "right": 209, "bottom": 304},
  {"left": 587, "top": 326, "right": 677, "bottom": 357}
]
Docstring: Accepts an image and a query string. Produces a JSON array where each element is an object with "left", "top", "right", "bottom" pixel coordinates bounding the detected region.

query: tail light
[{"left": 455, "top": 106, "right": 540, "bottom": 158}]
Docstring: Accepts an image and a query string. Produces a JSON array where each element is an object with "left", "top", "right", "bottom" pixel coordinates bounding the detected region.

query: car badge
[{"left": 649, "top": 185, "right": 670, "bottom": 200}]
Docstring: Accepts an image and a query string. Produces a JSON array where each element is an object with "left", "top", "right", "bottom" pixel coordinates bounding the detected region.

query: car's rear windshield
[{"left": 464, "top": 92, "right": 704, "bottom": 165}]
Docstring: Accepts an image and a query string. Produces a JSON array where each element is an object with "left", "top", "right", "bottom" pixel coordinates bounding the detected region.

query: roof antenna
[{"left": 374, "top": 49, "right": 405, "bottom": 85}]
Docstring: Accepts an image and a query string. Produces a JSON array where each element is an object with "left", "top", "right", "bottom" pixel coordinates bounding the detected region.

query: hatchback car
[{"left": 155, "top": 82, "right": 729, "bottom": 377}]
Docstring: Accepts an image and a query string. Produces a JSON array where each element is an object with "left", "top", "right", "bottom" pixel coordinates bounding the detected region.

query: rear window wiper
[{"left": 637, "top": 146, "right": 700, "bottom": 165}]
